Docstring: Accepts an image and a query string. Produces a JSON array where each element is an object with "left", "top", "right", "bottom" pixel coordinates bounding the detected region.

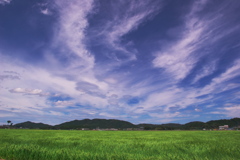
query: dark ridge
[
  {"left": 12, "top": 117, "right": 240, "bottom": 130},
  {"left": 14, "top": 121, "right": 52, "bottom": 129},
  {"left": 54, "top": 118, "right": 135, "bottom": 129}
]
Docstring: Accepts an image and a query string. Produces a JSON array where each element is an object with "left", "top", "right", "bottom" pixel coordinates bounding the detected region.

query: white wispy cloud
[
  {"left": 48, "top": 111, "right": 64, "bottom": 116},
  {"left": 191, "top": 62, "right": 216, "bottom": 84},
  {"left": 0, "top": 55, "right": 109, "bottom": 117},
  {"left": 0, "top": 0, "right": 11, "bottom": 5},
  {"left": 54, "top": 100, "right": 73, "bottom": 107},
  {"left": 152, "top": 0, "right": 239, "bottom": 83},
  {"left": 211, "top": 105, "right": 240, "bottom": 118},
  {"left": 1, "top": 88, "right": 48, "bottom": 115},
  {"left": 199, "top": 59, "right": 240, "bottom": 96},
  {"left": 99, "top": 112, "right": 127, "bottom": 119},
  {"left": 9, "top": 88, "right": 50, "bottom": 96},
  {"left": 153, "top": 0, "right": 209, "bottom": 80},
  {"left": 53, "top": 0, "right": 95, "bottom": 70},
  {"left": 45, "top": 0, "right": 114, "bottom": 106},
  {"left": 40, "top": 8, "right": 51, "bottom": 15},
  {"left": 94, "top": 0, "right": 161, "bottom": 62},
  {"left": 130, "top": 58, "right": 240, "bottom": 115},
  {"left": 212, "top": 60, "right": 240, "bottom": 85},
  {"left": 195, "top": 108, "right": 202, "bottom": 112},
  {"left": 133, "top": 84, "right": 209, "bottom": 114},
  {"left": 37, "top": 2, "right": 52, "bottom": 15},
  {"left": 32, "top": 0, "right": 164, "bottom": 117}
]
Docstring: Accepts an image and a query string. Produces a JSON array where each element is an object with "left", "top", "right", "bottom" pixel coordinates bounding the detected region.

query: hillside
[
  {"left": 54, "top": 118, "right": 135, "bottom": 129},
  {"left": 12, "top": 117, "right": 240, "bottom": 130},
  {"left": 14, "top": 121, "right": 52, "bottom": 129}
]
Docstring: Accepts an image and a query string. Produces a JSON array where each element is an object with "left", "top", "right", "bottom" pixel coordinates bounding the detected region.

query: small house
[
  {"left": 219, "top": 125, "right": 229, "bottom": 130},
  {"left": 81, "top": 128, "right": 90, "bottom": 130}
]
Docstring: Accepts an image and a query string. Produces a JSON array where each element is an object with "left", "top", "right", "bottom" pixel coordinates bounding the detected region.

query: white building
[{"left": 219, "top": 125, "right": 229, "bottom": 130}]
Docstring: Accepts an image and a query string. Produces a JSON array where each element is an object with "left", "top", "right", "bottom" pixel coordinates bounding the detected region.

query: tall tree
[{"left": 7, "top": 120, "right": 11, "bottom": 125}]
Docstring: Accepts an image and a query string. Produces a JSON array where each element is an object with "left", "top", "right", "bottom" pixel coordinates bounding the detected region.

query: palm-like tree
[{"left": 7, "top": 120, "right": 11, "bottom": 125}]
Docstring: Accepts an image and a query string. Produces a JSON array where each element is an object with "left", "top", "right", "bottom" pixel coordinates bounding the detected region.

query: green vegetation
[
  {"left": 14, "top": 121, "right": 52, "bottom": 129},
  {"left": 12, "top": 118, "right": 240, "bottom": 130},
  {"left": 13, "top": 119, "right": 136, "bottom": 130},
  {"left": 0, "top": 130, "right": 239, "bottom": 160},
  {"left": 54, "top": 119, "right": 135, "bottom": 129}
]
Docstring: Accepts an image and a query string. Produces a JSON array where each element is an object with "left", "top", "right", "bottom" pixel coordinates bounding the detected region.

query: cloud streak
[
  {"left": 91, "top": 0, "right": 161, "bottom": 62},
  {"left": 9, "top": 88, "right": 50, "bottom": 96},
  {"left": 153, "top": 0, "right": 210, "bottom": 80},
  {"left": 0, "top": 75, "right": 20, "bottom": 80},
  {"left": 212, "top": 105, "right": 240, "bottom": 118},
  {"left": 53, "top": 0, "right": 95, "bottom": 70},
  {"left": 0, "top": 0, "right": 11, "bottom": 5}
]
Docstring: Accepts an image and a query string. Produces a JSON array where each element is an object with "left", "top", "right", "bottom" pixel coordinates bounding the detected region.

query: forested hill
[
  {"left": 12, "top": 118, "right": 240, "bottom": 130},
  {"left": 54, "top": 119, "right": 135, "bottom": 129},
  {"left": 14, "top": 121, "right": 52, "bottom": 129}
]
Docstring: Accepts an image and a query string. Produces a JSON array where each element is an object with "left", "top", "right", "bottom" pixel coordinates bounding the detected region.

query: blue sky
[{"left": 0, "top": 0, "right": 240, "bottom": 125}]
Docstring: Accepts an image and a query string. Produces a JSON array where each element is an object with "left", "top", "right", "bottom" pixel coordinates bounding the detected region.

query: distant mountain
[
  {"left": 137, "top": 123, "right": 158, "bottom": 130},
  {"left": 162, "top": 123, "right": 182, "bottom": 128},
  {"left": 181, "top": 118, "right": 240, "bottom": 130},
  {"left": 13, "top": 117, "right": 240, "bottom": 130},
  {"left": 205, "top": 118, "right": 240, "bottom": 129},
  {"left": 14, "top": 121, "right": 52, "bottom": 129},
  {"left": 137, "top": 123, "right": 182, "bottom": 130},
  {"left": 182, "top": 121, "right": 205, "bottom": 130},
  {"left": 54, "top": 119, "right": 136, "bottom": 129}
]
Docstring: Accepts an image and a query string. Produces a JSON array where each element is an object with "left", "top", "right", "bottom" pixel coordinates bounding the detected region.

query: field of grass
[{"left": 0, "top": 129, "right": 239, "bottom": 160}]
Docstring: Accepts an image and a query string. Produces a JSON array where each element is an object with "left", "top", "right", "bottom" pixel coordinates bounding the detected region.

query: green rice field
[{"left": 0, "top": 129, "right": 239, "bottom": 160}]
